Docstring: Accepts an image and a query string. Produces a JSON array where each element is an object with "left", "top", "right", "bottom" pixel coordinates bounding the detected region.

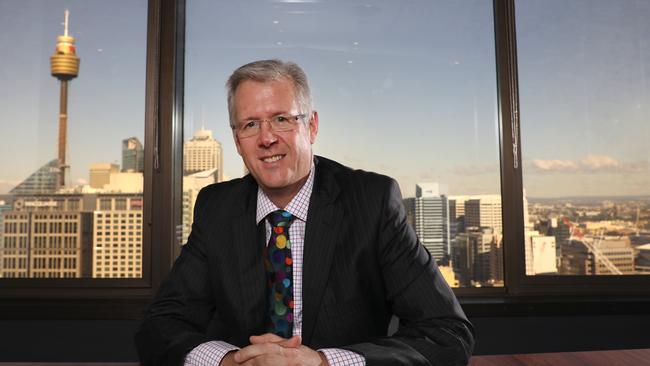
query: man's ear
[
  {"left": 309, "top": 111, "right": 319, "bottom": 144},
  {"left": 233, "top": 130, "right": 243, "bottom": 156}
]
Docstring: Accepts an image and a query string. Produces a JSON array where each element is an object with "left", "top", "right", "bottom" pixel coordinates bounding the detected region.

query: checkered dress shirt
[{"left": 185, "top": 165, "right": 365, "bottom": 366}]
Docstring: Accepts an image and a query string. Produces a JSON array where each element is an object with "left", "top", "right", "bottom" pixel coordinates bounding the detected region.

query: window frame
[
  {"left": 0, "top": 0, "right": 183, "bottom": 319},
  {"left": 495, "top": 0, "right": 650, "bottom": 299},
  {"left": 2, "top": 0, "right": 650, "bottom": 321}
]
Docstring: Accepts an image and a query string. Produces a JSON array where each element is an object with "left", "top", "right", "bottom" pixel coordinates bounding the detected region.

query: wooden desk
[
  {"left": 469, "top": 348, "right": 650, "bottom": 366},
  {"left": 2, "top": 349, "right": 649, "bottom": 366}
]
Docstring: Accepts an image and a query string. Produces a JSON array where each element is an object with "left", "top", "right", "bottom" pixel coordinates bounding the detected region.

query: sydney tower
[{"left": 50, "top": 10, "right": 80, "bottom": 188}]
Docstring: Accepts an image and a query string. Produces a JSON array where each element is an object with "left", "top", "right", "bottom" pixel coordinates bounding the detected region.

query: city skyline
[{"left": 1, "top": 0, "right": 649, "bottom": 199}]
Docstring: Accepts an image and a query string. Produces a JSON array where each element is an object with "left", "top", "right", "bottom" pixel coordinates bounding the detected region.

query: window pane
[
  {"left": 517, "top": 0, "right": 650, "bottom": 276},
  {"left": 0, "top": 1, "right": 147, "bottom": 278},
  {"left": 183, "top": 1, "right": 502, "bottom": 288}
]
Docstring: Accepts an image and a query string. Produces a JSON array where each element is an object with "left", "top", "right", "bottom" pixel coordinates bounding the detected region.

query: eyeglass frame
[{"left": 233, "top": 113, "right": 308, "bottom": 138}]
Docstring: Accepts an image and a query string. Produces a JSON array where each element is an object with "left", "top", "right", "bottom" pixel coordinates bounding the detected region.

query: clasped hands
[{"left": 221, "top": 333, "right": 330, "bottom": 366}]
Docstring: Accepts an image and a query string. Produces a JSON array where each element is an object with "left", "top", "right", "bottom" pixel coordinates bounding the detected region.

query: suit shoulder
[
  {"left": 316, "top": 156, "right": 397, "bottom": 194},
  {"left": 194, "top": 175, "right": 254, "bottom": 209}
]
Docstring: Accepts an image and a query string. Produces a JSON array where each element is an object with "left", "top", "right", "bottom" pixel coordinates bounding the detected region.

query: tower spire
[{"left": 64, "top": 9, "right": 69, "bottom": 37}]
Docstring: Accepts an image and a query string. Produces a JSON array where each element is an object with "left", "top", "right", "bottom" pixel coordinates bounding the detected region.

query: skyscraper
[
  {"left": 464, "top": 195, "right": 502, "bottom": 231},
  {"left": 451, "top": 227, "right": 503, "bottom": 287},
  {"left": 9, "top": 159, "right": 60, "bottom": 195},
  {"left": 524, "top": 230, "right": 557, "bottom": 275},
  {"left": 92, "top": 194, "right": 143, "bottom": 278},
  {"left": 404, "top": 182, "right": 450, "bottom": 263},
  {"left": 122, "top": 137, "right": 144, "bottom": 173},
  {"left": 183, "top": 128, "right": 223, "bottom": 182},
  {"left": 0, "top": 195, "right": 92, "bottom": 278}
]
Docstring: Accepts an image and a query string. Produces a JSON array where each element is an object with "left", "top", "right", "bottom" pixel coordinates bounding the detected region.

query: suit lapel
[
  {"left": 232, "top": 177, "right": 267, "bottom": 339},
  {"left": 302, "top": 159, "right": 343, "bottom": 345}
]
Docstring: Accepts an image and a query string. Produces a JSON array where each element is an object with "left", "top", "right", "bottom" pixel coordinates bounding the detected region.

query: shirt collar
[{"left": 256, "top": 164, "right": 315, "bottom": 224}]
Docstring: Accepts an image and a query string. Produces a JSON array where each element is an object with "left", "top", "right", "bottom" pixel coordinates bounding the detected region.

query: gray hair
[{"left": 226, "top": 59, "right": 313, "bottom": 128}]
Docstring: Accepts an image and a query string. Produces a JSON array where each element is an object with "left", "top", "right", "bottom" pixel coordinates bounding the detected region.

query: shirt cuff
[
  {"left": 319, "top": 348, "right": 366, "bottom": 366},
  {"left": 184, "top": 340, "right": 239, "bottom": 366}
]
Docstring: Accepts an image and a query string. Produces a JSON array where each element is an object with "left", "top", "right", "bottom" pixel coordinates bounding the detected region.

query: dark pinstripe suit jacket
[{"left": 135, "top": 156, "right": 474, "bottom": 366}]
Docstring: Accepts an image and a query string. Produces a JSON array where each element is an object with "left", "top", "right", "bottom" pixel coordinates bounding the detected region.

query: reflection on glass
[
  {"left": 517, "top": 0, "right": 650, "bottom": 275},
  {"left": 0, "top": 1, "right": 147, "bottom": 278},
  {"left": 183, "top": 0, "right": 502, "bottom": 287}
]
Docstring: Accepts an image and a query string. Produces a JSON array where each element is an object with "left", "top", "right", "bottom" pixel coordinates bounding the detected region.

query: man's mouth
[{"left": 262, "top": 154, "right": 284, "bottom": 163}]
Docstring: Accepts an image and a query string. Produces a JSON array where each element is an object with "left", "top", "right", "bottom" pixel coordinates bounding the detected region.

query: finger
[
  {"left": 278, "top": 335, "right": 302, "bottom": 348},
  {"left": 234, "top": 343, "right": 279, "bottom": 363},
  {"left": 250, "top": 333, "right": 285, "bottom": 344}
]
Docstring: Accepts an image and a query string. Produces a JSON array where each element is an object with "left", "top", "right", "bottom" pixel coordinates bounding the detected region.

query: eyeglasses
[{"left": 234, "top": 114, "right": 307, "bottom": 138}]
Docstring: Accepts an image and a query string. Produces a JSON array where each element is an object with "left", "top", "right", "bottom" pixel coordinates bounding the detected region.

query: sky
[{"left": 1, "top": 0, "right": 649, "bottom": 198}]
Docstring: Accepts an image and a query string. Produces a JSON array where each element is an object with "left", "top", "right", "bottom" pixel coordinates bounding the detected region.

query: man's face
[{"left": 233, "top": 78, "right": 318, "bottom": 196}]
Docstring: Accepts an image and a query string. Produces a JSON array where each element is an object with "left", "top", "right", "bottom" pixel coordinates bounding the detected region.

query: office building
[
  {"left": 636, "top": 243, "right": 650, "bottom": 273},
  {"left": 103, "top": 171, "right": 143, "bottom": 193},
  {"left": 92, "top": 194, "right": 143, "bottom": 278},
  {"left": 464, "top": 195, "right": 502, "bottom": 231},
  {"left": 181, "top": 169, "right": 219, "bottom": 247},
  {"left": 404, "top": 182, "right": 450, "bottom": 262},
  {"left": 524, "top": 230, "right": 557, "bottom": 275},
  {"left": 0, "top": 195, "right": 92, "bottom": 278},
  {"left": 89, "top": 163, "right": 120, "bottom": 189},
  {"left": 561, "top": 236, "right": 635, "bottom": 275},
  {"left": 10, "top": 159, "right": 60, "bottom": 195},
  {"left": 0, "top": 200, "right": 13, "bottom": 277},
  {"left": 122, "top": 137, "right": 145, "bottom": 173},
  {"left": 451, "top": 227, "right": 503, "bottom": 287},
  {"left": 183, "top": 128, "right": 223, "bottom": 182}
]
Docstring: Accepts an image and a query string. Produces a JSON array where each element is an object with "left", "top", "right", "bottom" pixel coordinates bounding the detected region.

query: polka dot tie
[{"left": 264, "top": 210, "right": 294, "bottom": 338}]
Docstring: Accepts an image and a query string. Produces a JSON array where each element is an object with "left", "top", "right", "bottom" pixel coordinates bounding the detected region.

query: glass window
[
  {"left": 0, "top": 0, "right": 147, "bottom": 279},
  {"left": 184, "top": 0, "right": 502, "bottom": 288},
  {"left": 517, "top": 0, "right": 650, "bottom": 276}
]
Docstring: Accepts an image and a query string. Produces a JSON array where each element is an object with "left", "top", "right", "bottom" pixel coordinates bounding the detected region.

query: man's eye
[
  {"left": 275, "top": 116, "right": 289, "bottom": 123},
  {"left": 243, "top": 121, "right": 258, "bottom": 129}
]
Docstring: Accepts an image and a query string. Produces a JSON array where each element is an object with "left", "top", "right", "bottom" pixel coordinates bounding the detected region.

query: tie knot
[{"left": 268, "top": 210, "right": 293, "bottom": 228}]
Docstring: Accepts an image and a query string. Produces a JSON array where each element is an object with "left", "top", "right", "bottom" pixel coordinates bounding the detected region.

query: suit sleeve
[
  {"left": 135, "top": 187, "right": 218, "bottom": 366},
  {"left": 341, "top": 179, "right": 475, "bottom": 366}
]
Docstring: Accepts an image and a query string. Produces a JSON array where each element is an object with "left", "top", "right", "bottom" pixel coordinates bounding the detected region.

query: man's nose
[{"left": 257, "top": 120, "right": 277, "bottom": 147}]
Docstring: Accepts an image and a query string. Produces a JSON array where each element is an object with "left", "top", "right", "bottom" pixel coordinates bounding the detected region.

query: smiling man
[{"left": 135, "top": 59, "right": 474, "bottom": 366}]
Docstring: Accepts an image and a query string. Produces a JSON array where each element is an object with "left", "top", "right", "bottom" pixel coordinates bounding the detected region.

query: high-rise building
[
  {"left": 183, "top": 128, "right": 223, "bottom": 182},
  {"left": 181, "top": 169, "right": 219, "bottom": 248},
  {"left": 404, "top": 183, "right": 450, "bottom": 263},
  {"left": 524, "top": 230, "right": 557, "bottom": 275},
  {"left": 464, "top": 195, "right": 502, "bottom": 231},
  {"left": 550, "top": 217, "right": 570, "bottom": 268},
  {"left": 89, "top": 163, "right": 120, "bottom": 189},
  {"left": 0, "top": 195, "right": 92, "bottom": 278},
  {"left": 451, "top": 227, "right": 503, "bottom": 287},
  {"left": 92, "top": 194, "right": 143, "bottom": 278},
  {"left": 10, "top": 159, "right": 60, "bottom": 195},
  {"left": 122, "top": 137, "right": 145, "bottom": 173},
  {"left": 0, "top": 200, "right": 13, "bottom": 277}
]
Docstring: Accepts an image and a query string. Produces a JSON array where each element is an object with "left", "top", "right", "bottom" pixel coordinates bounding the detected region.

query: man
[{"left": 135, "top": 59, "right": 474, "bottom": 366}]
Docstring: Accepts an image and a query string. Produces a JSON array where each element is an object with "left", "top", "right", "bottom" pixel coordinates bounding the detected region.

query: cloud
[
  {"left": 580, "top": 155, "right": 619, "bottom": 170},
  {"left": 77, "top": 178, "right": 88, "bottom": 185},
  {"left": 451, "top": 163, "right": 499, "bottom": 176},
  {"left": 528, "top": 155, "right": 648, "bottom": 174},
  {"left": 530, "top": 159, "right": 579, "bottom": 171}
]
